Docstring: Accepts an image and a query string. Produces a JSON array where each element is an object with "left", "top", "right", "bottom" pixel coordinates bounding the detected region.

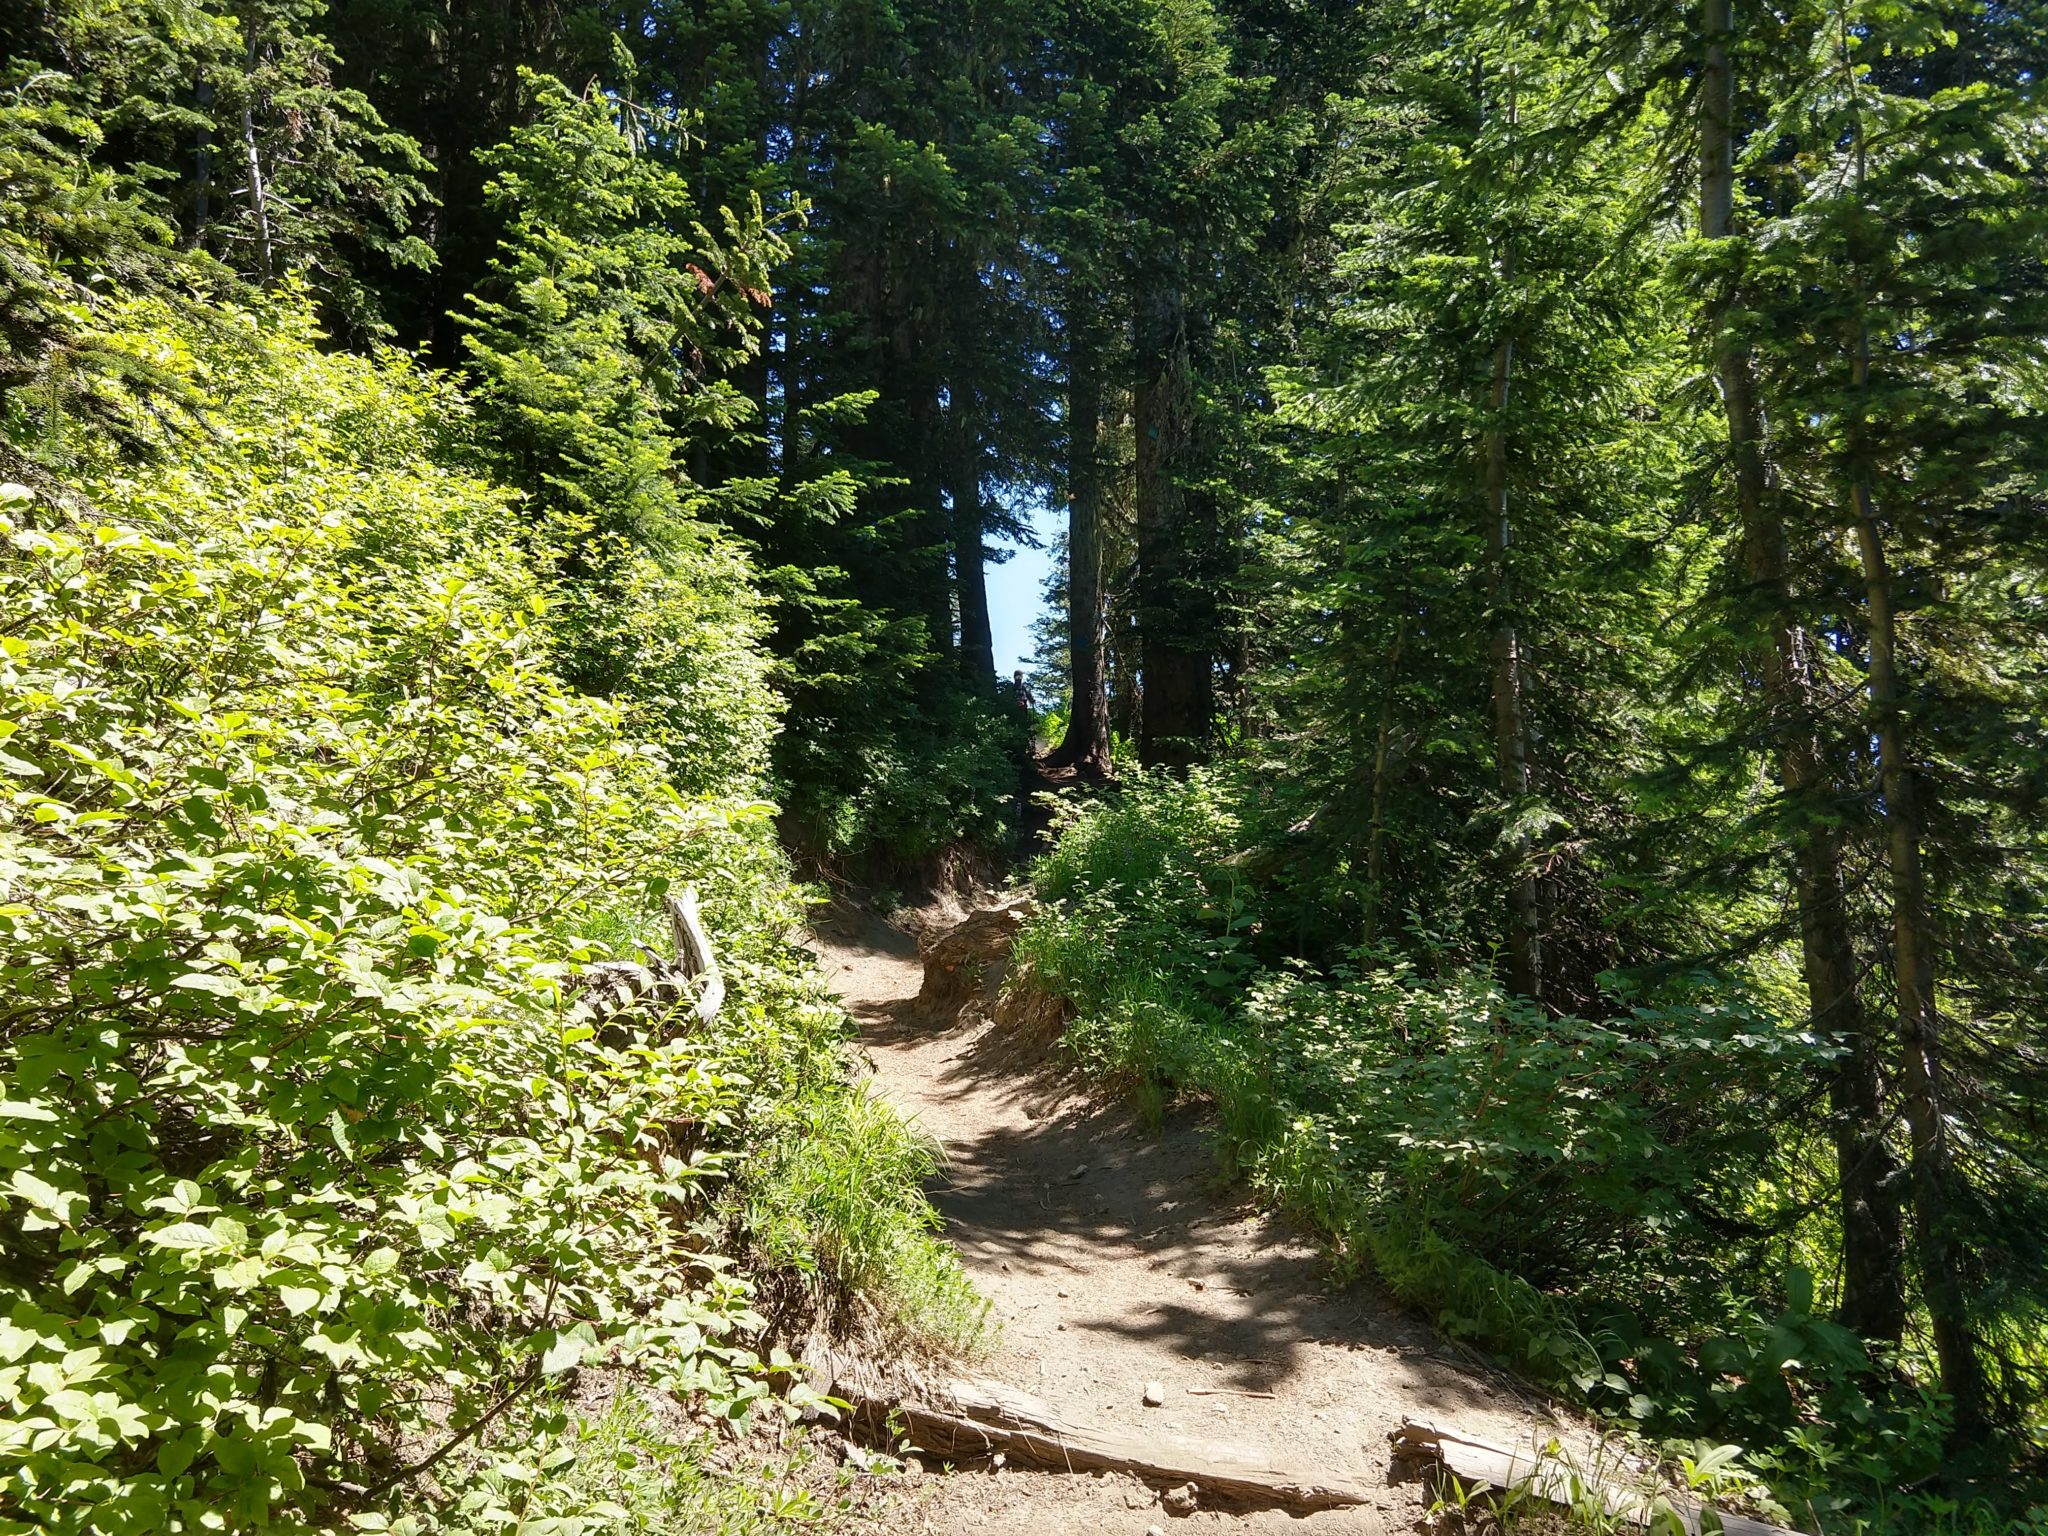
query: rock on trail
[{"left": 812, "top": 902, "right": 1569, "bottom": 1534}]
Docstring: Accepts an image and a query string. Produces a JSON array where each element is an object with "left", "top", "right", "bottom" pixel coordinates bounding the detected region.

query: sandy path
[{"left": 814, "top": 907, "right": 1567, "bottom": 1535}]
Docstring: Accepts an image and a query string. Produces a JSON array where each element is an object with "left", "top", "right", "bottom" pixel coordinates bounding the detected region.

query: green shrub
[
  {"left": 1016, "top": 768, "right": 1993, "bottom": 1523},
  {"left": 778, "top": 678, "right": 1024, "bottom": 873},
  {"left": 544, "top": 530, "right": 780, "bottom": 800},
  {"left": 0, "top": 300, "right": 965, "bottom": 1532}
]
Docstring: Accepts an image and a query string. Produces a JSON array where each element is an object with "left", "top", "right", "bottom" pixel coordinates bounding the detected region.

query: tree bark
[
  {"left": 1483, "top": 308, "right": 1540, "bottom": 1002},
  {"left": 950, "top": 406, "right": 995, "bottom": 684},
  {"left": 240, "top": 34, "right": 274, "bottom": 284},
  {"left": 912, "top": 386, "right": 954, "bottom": 660},
  {"left": 1134, "top": 282, "right": 1209, "bottom": 768},
  {"left": 1851, "top": 497, "right": 1985, "bottom": 1434},
  {"left": 1699, "top": 0, "right": 1905, "bottom": 1346},
  {"left": 1051, "top": 340, "right": 1112, "bottom": 775},
  {"left": 1838, "top": 41, "right": 1986, "bottom": 1411},
  {"left": 1837, "top": 48, "right": 1984, "bottom": 1426}
]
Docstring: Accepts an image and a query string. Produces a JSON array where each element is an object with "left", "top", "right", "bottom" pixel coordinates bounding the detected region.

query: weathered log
[
  {"left": 1389, "top": 1418, "right": 1801, "bottom": 1536},
  {"left": 844, "top": 1375, "right": 1373, "bottom": 1513},
  {"left": 666, "top": 886, "right": 724, "bottom": 1026},
  {"left": 573, "top": 960, "right": 683, "bottom": 1027},
  {"left": 573, "top": 886, "right": 723, "bottom": 1033}
]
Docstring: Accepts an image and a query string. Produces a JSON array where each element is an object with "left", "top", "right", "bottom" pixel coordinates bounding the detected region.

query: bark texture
[
  {"left": 1134, "top": 282, "right": 1210, "bottom": 768},
  {"left": 1051, "top": 343, "right": 1112, "bottom": 775},
  {"left": 1483, "top": 315, "right": 1540, "bottom": 1001},
  {"left": 951, "top": 409, "right": 995, "bottom": 683},
  {"left": 1699, "top": 0, "right": 1905, "bottom": 1346}
]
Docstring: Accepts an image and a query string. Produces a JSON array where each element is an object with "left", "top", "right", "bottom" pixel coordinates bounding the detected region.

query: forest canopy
[{"left": 3, "top": 0, "right": 2046, "bottom": 1530}]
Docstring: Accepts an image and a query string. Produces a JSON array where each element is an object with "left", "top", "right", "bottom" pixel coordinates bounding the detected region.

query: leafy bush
[
  {"left": 0, "top": 301, "right": 967, "bottom": 1532},
  {"left": 543, "top": 530, "right": 780, "bottom": 799},
  {"left": 778, "top": 676, "right": 1025, "bottom": 874}
]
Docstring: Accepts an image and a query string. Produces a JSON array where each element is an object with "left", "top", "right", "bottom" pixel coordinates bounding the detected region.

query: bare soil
[{"left": 813, "top": 904, "right": 1581, "bottom": 1536}]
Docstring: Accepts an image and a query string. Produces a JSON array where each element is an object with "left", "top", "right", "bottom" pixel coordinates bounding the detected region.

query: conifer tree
[
  {"left": 1739, "top": 0, "right": 2048, "bottom": 1431},
  {"left": 459, "top": 70, "right": 780, "bottom": 549}
]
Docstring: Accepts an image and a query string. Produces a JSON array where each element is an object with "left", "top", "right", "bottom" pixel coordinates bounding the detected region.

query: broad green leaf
[
  {"left": 141, "top": 1222, "right": 222, "bottom": 1252},
  {"left": 279, "top": 1287, "right": 322, "bottom": 1317}
]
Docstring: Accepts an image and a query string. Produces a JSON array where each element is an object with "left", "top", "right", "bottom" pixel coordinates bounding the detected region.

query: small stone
[
  {"left": 991, "top": 1452, "right": 1006, "bottom": 1468},
  {"left": 1142, "top": 1380, "right": 1166, "bottom": 1407},
  {"left": 1070, "top": 1163, "right": 1089, "bottom": 1179},
  {"left": 1148, "top": 1526, "right": 1167, "bottom": 1536},
  {"left": 1162, "top": 1482, "right": 1200, "bottom": 1517},
  {"left": 1056, "top": 1288, "right": 1070, "bottom": 1298}
]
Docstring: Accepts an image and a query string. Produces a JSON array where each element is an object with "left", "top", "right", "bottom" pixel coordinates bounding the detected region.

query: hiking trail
[{"left": 813, "top": 904, "right": 1577, "bottom": 1534}]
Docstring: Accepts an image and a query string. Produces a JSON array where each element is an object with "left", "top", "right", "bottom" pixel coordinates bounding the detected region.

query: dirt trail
[{"left": 814, "top": 907, "right": 1568, "bottom": 1535}]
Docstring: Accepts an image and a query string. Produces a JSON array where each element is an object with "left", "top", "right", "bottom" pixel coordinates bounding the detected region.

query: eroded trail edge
[{"left": 813, "top": 904, "right": 1571, "bottom": 1535}]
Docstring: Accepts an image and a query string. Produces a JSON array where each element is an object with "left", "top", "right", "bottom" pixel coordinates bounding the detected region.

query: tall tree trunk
[
  {"left": 240, "top": 35, "right": 274, "bottom": 284},
  {"left": 1362, "top": 616, "right": 1409, "bottom": 946},
  {"left": 1837, "top": 77, "right": 1979, "bottom": 1421},
  {"left": 910, "top": 384, "right": 954, "bottom": 660},
  {"left": 950, "top": 408, "right": 994, "bottom": 683},
  {"left": 1839, "top": 42, "right": 1986, "bottom": 1412},
  {"left": 1483, "top": 300, "right": 1540, "bottom": 1001},
  {"left": 1134, "top": 282, "right": 1209, "bottom": 768},
  {"left": 1700, "top": 0, "right": 1905, "bottom": 1345},
  {"left": 1852, "top": 492, "right": 1987, "bottom": 1437},
  {"left": 1052, "top": 341, "right": 1112, "bottom": 775}
]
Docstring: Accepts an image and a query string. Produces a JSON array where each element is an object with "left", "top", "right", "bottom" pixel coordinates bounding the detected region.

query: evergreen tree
[
  {"left": 460, "top": 70, "right": 780, "bottom": 549},
  {"left": 0, "top": 55, "right": 194, "bottom": 461},
  {"left": 457, "top": 71, "right": 786, "bottom": 789},
  {"left": 1736, "top": 0, "right": 2048, "bottom": 1430}
]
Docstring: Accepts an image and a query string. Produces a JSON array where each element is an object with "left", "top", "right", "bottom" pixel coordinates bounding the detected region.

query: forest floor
[{"left": 812, "top": 903, "right": 1581, "bottom": 1535}]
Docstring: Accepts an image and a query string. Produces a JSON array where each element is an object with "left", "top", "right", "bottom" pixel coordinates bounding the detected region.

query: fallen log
[
  {"left": 843, "top": 1375, "right": 1373, "bottom": 1513},
  {"left": 1389, "top": 1418, "right": 1803, "bottom": 1536}
]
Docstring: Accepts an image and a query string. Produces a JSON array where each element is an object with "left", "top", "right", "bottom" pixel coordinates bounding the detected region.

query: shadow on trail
[
  {"left": 815, "top": 904, "right": 1531, "bottom": 1441},
  {"left": 925, "top": 1094, "right": 1449, "bottom": 1396}
]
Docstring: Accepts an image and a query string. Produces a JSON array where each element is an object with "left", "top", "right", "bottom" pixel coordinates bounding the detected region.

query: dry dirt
[{"left": 812, "top": 904, "right": 1583, "bottom": 1536}]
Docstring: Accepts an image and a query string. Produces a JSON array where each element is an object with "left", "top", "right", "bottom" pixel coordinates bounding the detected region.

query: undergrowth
[
  {"left": 0, "top": 297, "right": 972, "bottom": 1533},
  {"left": 1016, "top": 769, "right": 2046, "bottom": 1532},
  {"left": 742, "top": 1091, "right": 989, "bottom": 1356}
]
